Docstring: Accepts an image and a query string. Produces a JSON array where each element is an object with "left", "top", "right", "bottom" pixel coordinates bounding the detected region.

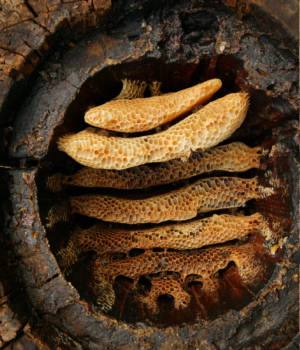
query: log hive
[{"left": 1, "top": 0, "right": 298, "bottom": 349}]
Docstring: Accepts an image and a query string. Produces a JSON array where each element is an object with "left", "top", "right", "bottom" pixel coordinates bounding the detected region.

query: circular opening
[{"left": 35, "top": 55, "right": 294, "bottom": 327}]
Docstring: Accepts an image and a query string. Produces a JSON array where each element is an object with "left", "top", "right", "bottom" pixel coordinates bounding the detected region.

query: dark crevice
[
  {"left": 0, "top": 46, "right": 25, "bottom": 58},
  {"left": 23, "top": 41, "right": 43, "bottom": 59},
  {"left": 0, "top": 19, "right": 33, "bottom": 31},
  {"left": 44, "top": 273, "right": 59, "bottom": 285},
  {"left": 30, "top": 18, "right": 51, "bottom": 34},
  {"left": 0, "top": 320, "right": 29, "bottom": 349},
  {"left": 24, "top": 0, "right": 38, "bottom": 18},
  {"left": 91, "top": 0, "right": 96, "bottom": 12}
]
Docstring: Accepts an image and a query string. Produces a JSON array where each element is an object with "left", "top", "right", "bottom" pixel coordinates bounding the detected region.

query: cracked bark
[{"left": 0, "top": 2, "right": 112, "bottom": 348}]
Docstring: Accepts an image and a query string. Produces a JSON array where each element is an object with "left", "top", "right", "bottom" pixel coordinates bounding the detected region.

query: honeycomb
[
  {"left": 47, "top": 142, "right": 262, "bottom": 191},
  {"left": 69, "top": 176, "right": 272, "bottom": 223},
  {"left": 140, "top": 275, "right": 191, "bottom": 314},
  {"left": 57, "top": 213, "right": 269, "bottom": 272},
  {"left": 89, "top": 243, "right": 266, "bottom": 312},
  {"left": 84, "top": 78, "right": 222, "bottom": 132},
  {"left": 57, "top": 92, "right": 249, "bottom": 169},
  {"left": 50, "top": 79, "right": 276, "bottom": 323},
  {"left": 113, "top": 79, "right": 147, "bottom": 100}
]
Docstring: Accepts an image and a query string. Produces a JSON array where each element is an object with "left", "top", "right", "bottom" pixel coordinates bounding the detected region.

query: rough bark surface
[{"left": 0, "top": 0, "right": 298, "bottom": 349}]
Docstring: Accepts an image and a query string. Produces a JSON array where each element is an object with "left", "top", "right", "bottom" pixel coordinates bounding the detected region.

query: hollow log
[{"left": 0, "top": 0, "right": 298, "bottom": 349}]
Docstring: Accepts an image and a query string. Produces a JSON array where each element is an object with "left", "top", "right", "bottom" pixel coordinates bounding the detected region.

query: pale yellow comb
[
  {"left": 58, "top": 92, "right": 249, "bottom": 170},
  {"left": 55, "top": 142, "right": 261, "bottom": 190},
  {"left": 84, "top": 78, "right": 222, "bottom": 132}
]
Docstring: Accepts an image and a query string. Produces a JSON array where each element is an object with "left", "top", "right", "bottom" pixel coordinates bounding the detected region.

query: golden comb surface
[
  {"left": 89, "top": 243, "right": 265, "bottom": 312},
  {"left": 83, "top": 213, "right": 265, "bottom": 252},
  {"left": 69, "top": 177, "right": 273, "bottom": 224},
  {"left": 113, "top": 79, "right": 147, "bottom": 100},
  {"left": 50, "top": 142, "right": 262, "bottom": 190},
  {"left": 140, "top": 276, "right": 191, "bottom": 314},
  {"left": 84, "top": 79, "right": 222, "bottom": 132},
  {"left": 53, "top": 78, "right": 271, "bottom": 318},
  {"left": 58, "top": 92, "right": 249, "bottom": 170},
  {"left": 57, "top": 213, "right": 268, "bottom": 272}
]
